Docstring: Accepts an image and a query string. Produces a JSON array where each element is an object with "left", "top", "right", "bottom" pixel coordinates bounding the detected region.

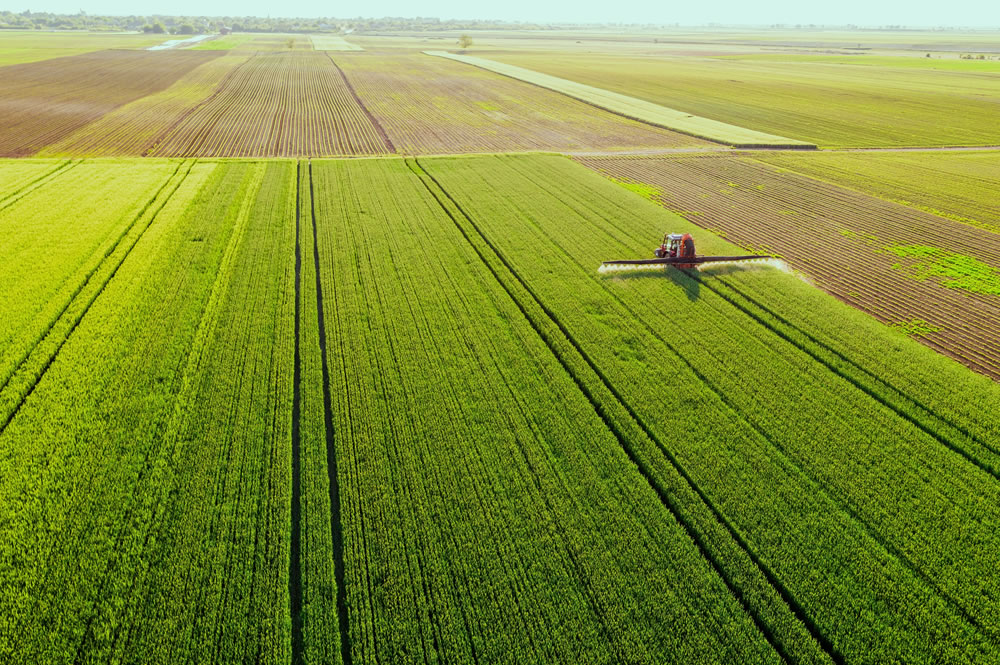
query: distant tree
[
  {"left": 458, "top": 34, "right": 472, "bottom": 49},
  {"left": 178, "top": 24, "right": 195, "bottom": 35},
  {"left": 148, "top": 22, "right": 165, "bottom": 34}
]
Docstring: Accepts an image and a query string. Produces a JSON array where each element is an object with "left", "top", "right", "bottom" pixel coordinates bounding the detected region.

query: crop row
[
  {"left": 578, "top": 153, "right": 1000, "bottom": 379},
  {"left": 335, "top": 53, "right": 705, "bottom": 154},
  {"left": 756, "top": 150, "right": 1000, "bottom": 234},
  {"left": 39, "top": 53, "right": 253, "bottom": 157},
  {"left": 420, "top": 153, "right": 1000, "bottom": 663},
  {"left": 0, "top": 159, "right": 183, "bottom": 425},
  {"left": 2, "top": 155, "right": 998, "bottom": 664},
  {"left": 0, "top": 161, "right": 296, "bottom": 663},
  {"left": 147, "top": 52, "right": 391, "bottom": 157},
  {"left": 0, "top": 50, "right": 219, "bottom": 157},
  {"left": 305, "top": 157, "right": 785, "bottom": 664}
]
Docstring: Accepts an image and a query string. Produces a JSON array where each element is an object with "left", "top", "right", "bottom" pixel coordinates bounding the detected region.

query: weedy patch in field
[
  {"left": 890, "top": 318, "right": 942, "bottom": 337},
  {"left": 884, "top": 243, "right": 1000, "bottom": 295}
]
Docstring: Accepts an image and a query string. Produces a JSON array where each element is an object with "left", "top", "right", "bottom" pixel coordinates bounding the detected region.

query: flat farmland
[
  {"left": 756, "top": 150, "right": 1000, "bottom": 233},
  {"left": 146, "top": 52, "right": 391, "bottom": 157},
  {"left": 1, "top": 155, "right": 999, "bottom": 665},
  {"left": 39, "top": 53, "right": 253, "bottom": 157},
  {"left": 0, "top": 49, "right": 221, "bottom": 157},
  {"left": 484, "top": 50, "right": 1000, "bottom": 147},
  {"left": 337, "top": 52, "right": 711, "bottom": 153},
  {"left": 4, "top": 24, "right": 1000, "bottom": 665},
  {"left": 577, "top": 153, "right": 1000, "bottom": 378},
  {"left": 0, "top": 30, "right": 164, "bottom": 66}
]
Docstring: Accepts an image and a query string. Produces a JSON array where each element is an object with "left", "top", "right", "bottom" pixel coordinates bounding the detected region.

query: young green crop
[
  {"left": 421, "top": 153, "right": 1000, "bottom": 664},
  {"left": 306, "top": 157, "right": 786, "bottom": 664}
]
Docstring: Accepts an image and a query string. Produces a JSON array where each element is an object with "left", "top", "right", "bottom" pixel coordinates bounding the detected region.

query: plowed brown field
[
  {"left": 146, "top": 51, "right": 390, "bottom": 158},
  {"left": 335, "top": 53, "right": 711, "bottom": 153},
  {"left": 578, "top": 153, "right": 1000, "bottom": 379},
  {"left": 0, "top": 49, "right": 220, "bottom": 157}
]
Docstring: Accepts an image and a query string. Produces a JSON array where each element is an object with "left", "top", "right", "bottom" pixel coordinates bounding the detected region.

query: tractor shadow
[{"left": 601, "top": 267, "right": 701, "bottom": 301}]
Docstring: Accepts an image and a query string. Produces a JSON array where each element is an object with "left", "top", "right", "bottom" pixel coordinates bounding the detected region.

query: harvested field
[
  {"left": 336, "top": 53, "right": 712, "bottom": 153},
  {"left": 147, "top": 51, "right": 391, "bottom": 157},
  {"left": 0, "top": 49, "right": 221, "bottom": 157},
  {"left": 40, "top": 53, "right": 251, "bottom": 157},
  {"left": 578, "top": 153, "right": 1000, "bottom": 378}
]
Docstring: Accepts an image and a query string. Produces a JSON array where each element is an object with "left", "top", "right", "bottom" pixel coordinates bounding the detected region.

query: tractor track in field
[
  {"left": 0, "top": 159, "right": 78, "bottom": 212},
  {"left": 504, "top": 154, "right": 996, "bottom": 638},
  {"left": 289, "top": 162, "right": 305, "bottom": 665},
  {"left": 0, "top": 161, "right": 193, "bottom": 437},
  {"left": 6, "top": 161, "right": 198, "bottom": 663},
  {"left": 701, "top": 274, "right": 1000, "bottom": 477},
  {"left": 327, "top": 54, "right": 395, "bottom": 153},
  {"left": 406, "top": 156, "right": 839, "bottom": 665},
  {"left": 307, "top": 160, "right": 353, "bottom": 665}
]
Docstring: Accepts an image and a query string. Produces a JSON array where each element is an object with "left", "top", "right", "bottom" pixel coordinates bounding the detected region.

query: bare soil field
[
  {"left": 145, "top": 51, "right": 391, "bottom": 157},
  {"left": 0, "top": 49, "right": 220, "bottom": 157},
  {"left": 337, "top": 52, "right": 711, "bottom": 153}
]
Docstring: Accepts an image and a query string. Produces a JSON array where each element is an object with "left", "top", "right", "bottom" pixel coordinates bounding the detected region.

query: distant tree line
[{"left": 0, "top": 11, "right": 552, "bottom": 34}]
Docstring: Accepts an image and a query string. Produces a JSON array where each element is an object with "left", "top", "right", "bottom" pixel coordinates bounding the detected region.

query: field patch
[
  {"left": 335, "top": 53, "right": 711, "bottom": 153},
  {"left": 1, "top": 155, "right": 999, "bottom": 664},
  {"left": 146, "top": 51, "right": 390, "bottom": 157},
  {"left": 39, "top": 53, "right": 251, "bottom": 157},
  {"left": 426, "top": 50, "right": 815, "bottom": 148},
  {"left": 483, "top": 51, "right": 1000, "bottom": 147},
  {"left": 310, "top": 34, "right": 363, "bottom": 51},
  {"left": 0, "top": 30, "right": 164, "bottom": 66},
  {"left": 0, "top": 49, "right": 221, "bottom": 157},
  {"left": 577, "top": 153, "right": 1000, "bottom": 378},
  {"left": 757, "top": 150, "right": 1000, "bottom": 233}
]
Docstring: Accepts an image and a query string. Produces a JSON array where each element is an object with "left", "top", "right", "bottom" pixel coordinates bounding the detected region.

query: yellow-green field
[
  {"left": 480, "top": 50, "right": 1000, "bottom": 147},
  {"left": 756, "top": 150, "right": 1000, "bottom": 233},
  {"left": 0, "top": 30, "right": 163, "bottom": 65}
]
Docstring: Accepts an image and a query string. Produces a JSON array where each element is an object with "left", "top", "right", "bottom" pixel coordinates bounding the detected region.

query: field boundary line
[
  {"left": 307, "top": 160, "right": 353, "bottom": 665},
  {"left": 290, "top": 161, "right": 305, "bottom": 665},
  {"left": 140, "top": 52, "right": 257, "bottom": 157},
  {"left": 406, "top": 156, "right": 835, "bottom": 665},
  {"left": 0, "top": 159, "right": 79, "bottom": 212},
  {"left": 425, "top": 51, "right": 816, "bottom": 150},
  {"left": 0, "top": 161, "right": 193, "bottom": 434},
  {"left": 326, "top": 54, "right": 395, "bottom": 153}
]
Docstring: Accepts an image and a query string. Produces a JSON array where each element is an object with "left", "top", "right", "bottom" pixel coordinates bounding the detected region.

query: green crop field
[
  {"left": 755, "top": 150, "right": 1000, "bottom": 233},
  {"left": 1, "top": 154, "right": 999, "bottom": 665},
  {"left": 2, "top": 24, "right": 1000, "bottom": 665},
  {"left": 482, "top": 50, "right": 1000, "bottom": 147}
]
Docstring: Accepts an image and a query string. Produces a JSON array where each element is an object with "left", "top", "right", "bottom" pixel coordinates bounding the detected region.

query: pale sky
[{"left": 14, "top": 0, "right": 1000, "bottom": 28}]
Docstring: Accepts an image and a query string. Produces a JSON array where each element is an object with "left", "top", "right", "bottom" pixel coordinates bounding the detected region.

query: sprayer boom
[
  {"left": 601, "top": 255, "right": 771, "bottom": 267},
  {"left": 601, "top": 232, "right": 771, "bottom": 270}
]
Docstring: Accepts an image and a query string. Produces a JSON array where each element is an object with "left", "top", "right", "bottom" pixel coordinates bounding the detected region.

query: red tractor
[
  {"left": 602, "top": 232, "right": 768, "bottom": 270},
  {"left": 653, "top": 233, "right": 697, "bottom": 269}
]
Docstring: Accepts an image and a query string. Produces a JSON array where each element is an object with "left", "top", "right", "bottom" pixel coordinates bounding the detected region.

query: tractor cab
[{"left": 654, "top": 233, "right": 687, "bottom": 259}]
